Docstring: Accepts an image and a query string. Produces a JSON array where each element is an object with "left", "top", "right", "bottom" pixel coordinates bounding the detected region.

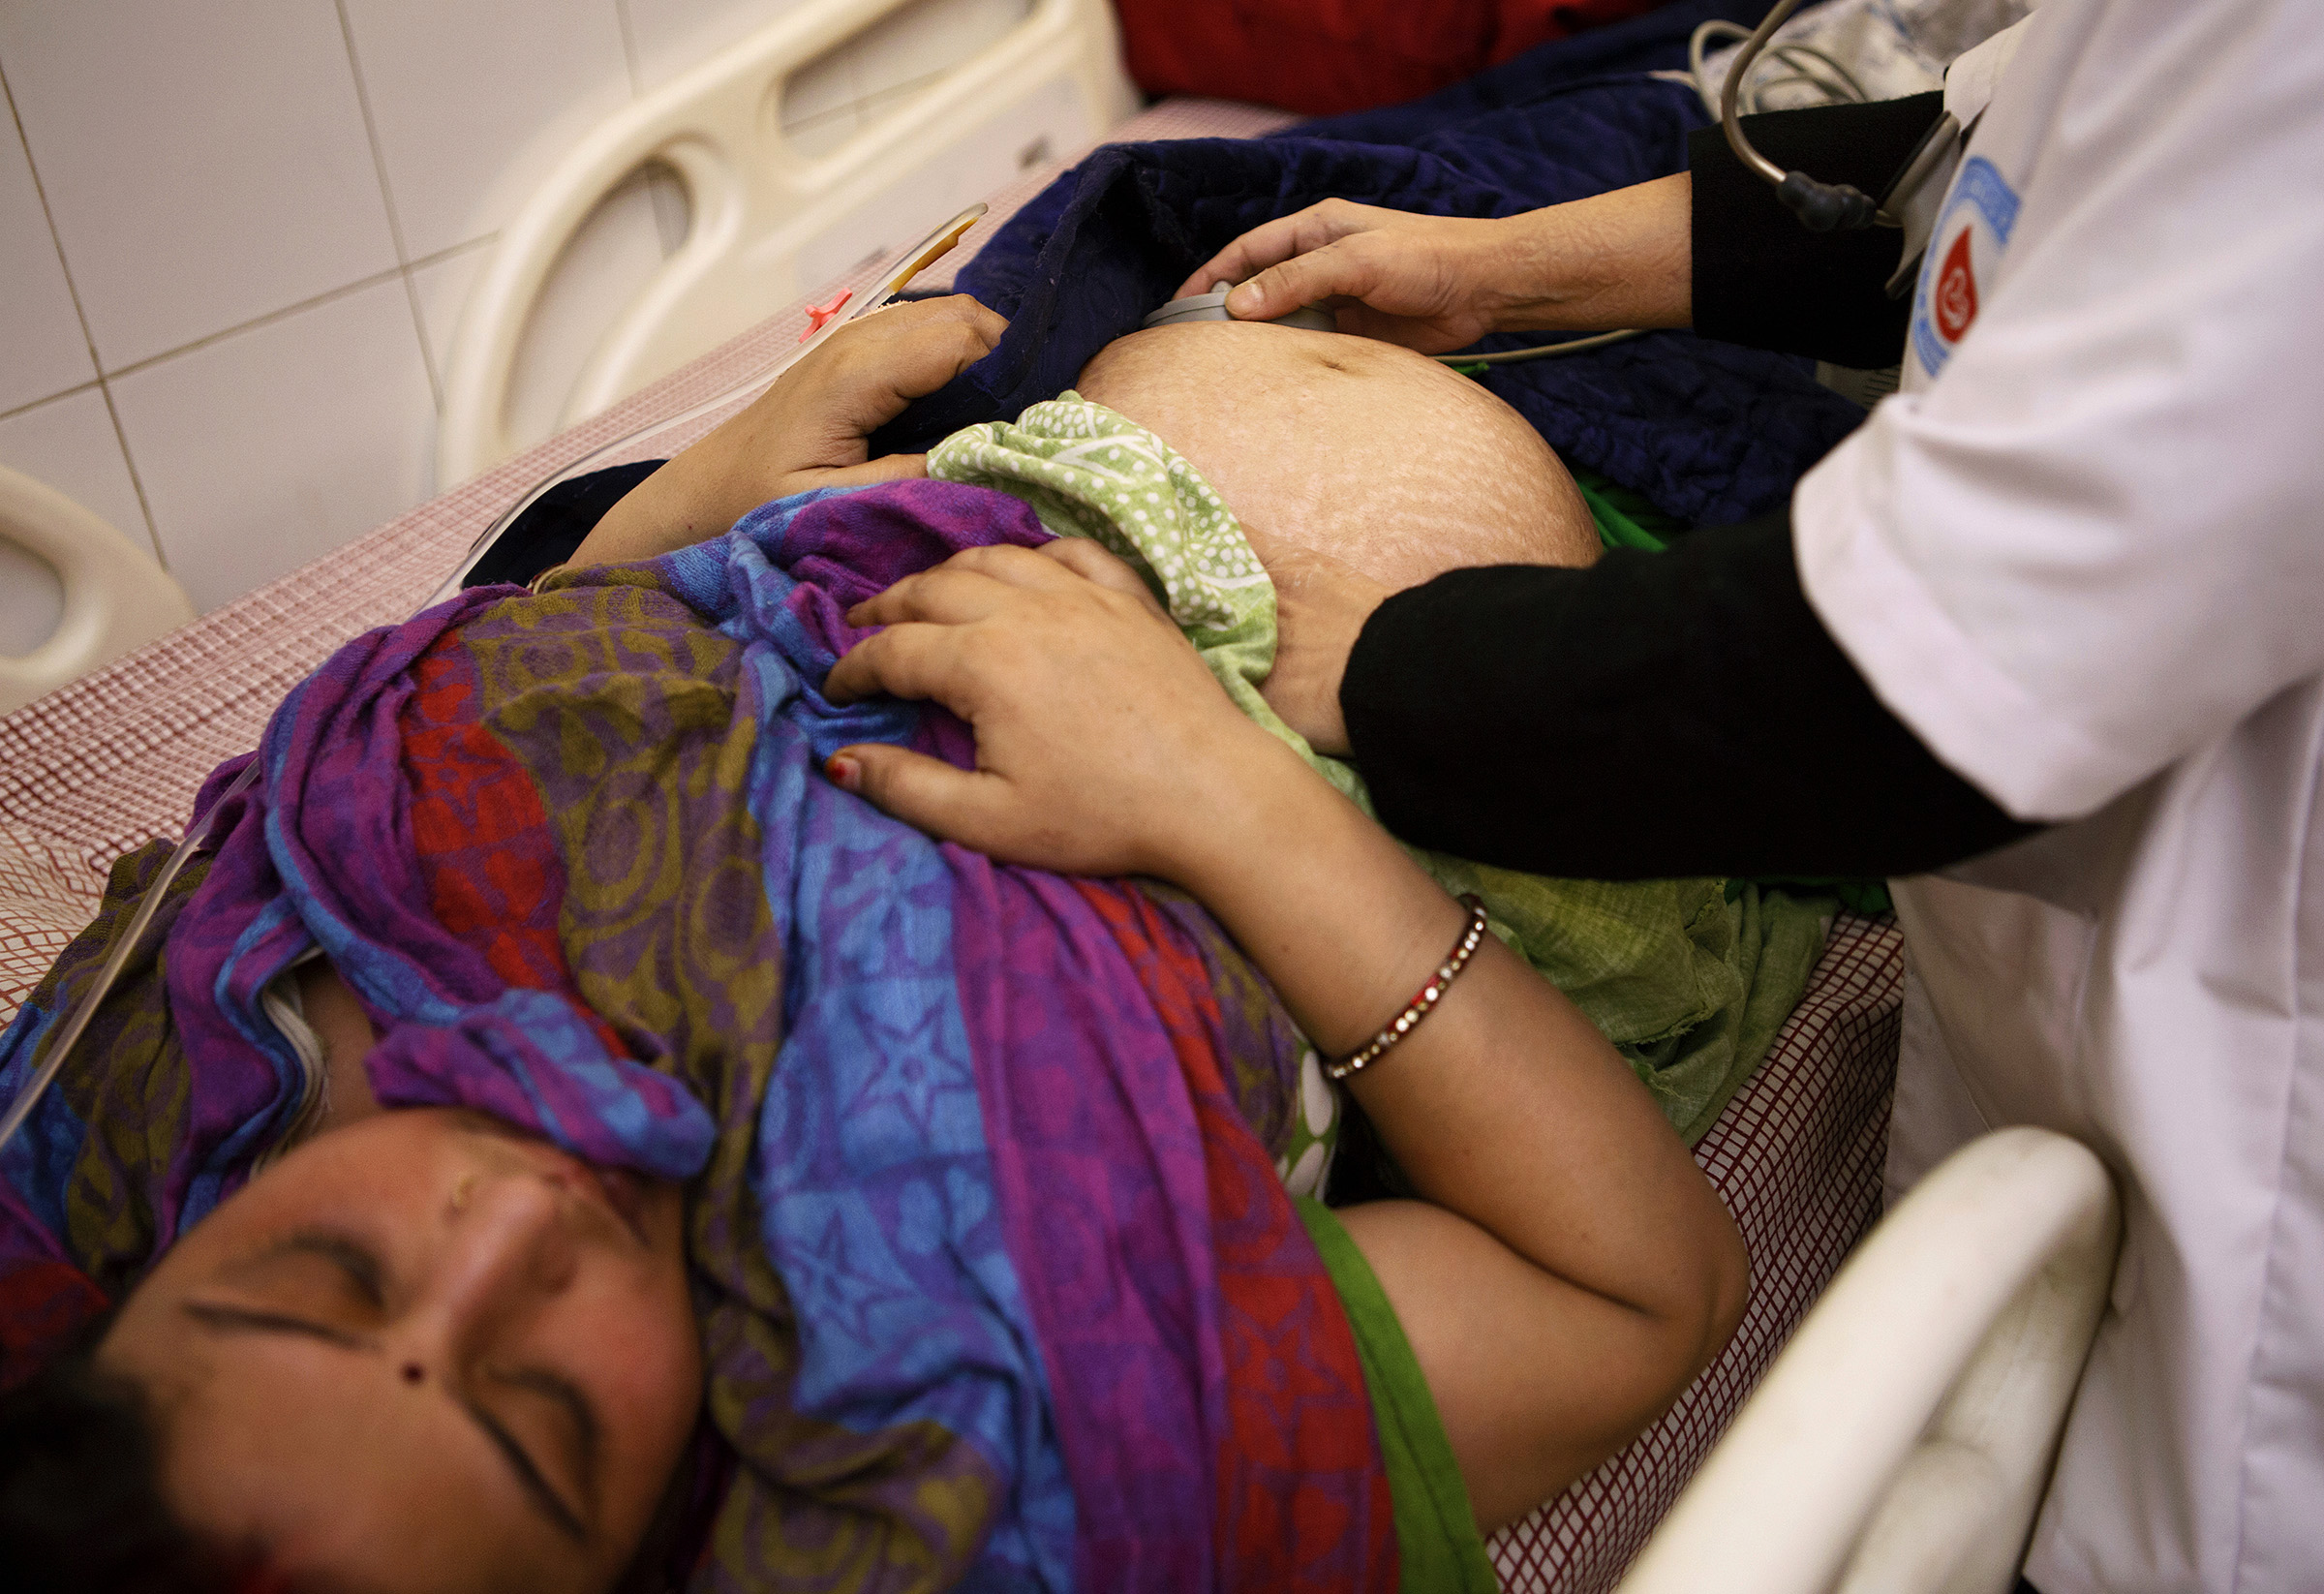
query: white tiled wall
[{"left": 0, "top": 0, "right": 1031, "bottom": 655}]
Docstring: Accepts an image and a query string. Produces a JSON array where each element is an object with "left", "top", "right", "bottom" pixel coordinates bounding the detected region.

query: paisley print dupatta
[{"left": 0, "top": 478, "right": 1394, "bottom": 1594}]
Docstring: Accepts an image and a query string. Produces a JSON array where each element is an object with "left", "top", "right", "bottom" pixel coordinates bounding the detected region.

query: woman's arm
[
  {"left": 1176, "top": 176, "right": 1695, "bottom": 352},
  {"left": 1180, "top": 95, "right": 1944, "bottom": 368},
  {"left": 821, "top": 540, "right": 1749, "bottom": 1526},
  {"left": 566, "top": 296, "right": 1006, "bottom": 568},
  {"left": 1153, "top": 727, "right": 1749, "bottom": 1526}
]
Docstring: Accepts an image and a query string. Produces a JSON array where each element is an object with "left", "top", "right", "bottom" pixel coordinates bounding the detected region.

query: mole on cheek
[{"left": 401, "top": 1364, "right": 424, "bottom": 1386}]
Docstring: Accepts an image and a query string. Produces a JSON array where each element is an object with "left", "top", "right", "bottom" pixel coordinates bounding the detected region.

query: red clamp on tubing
[{"left": 799, "top": 290, "right": 853, "bottom": 342}]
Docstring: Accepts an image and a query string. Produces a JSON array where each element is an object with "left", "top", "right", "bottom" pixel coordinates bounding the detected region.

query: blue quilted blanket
[{"left": 875, "top": 0, "right": 1859, "bottom": 526}]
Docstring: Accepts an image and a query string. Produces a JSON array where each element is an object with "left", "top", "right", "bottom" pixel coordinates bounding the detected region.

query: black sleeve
[
  {"left": 460, "top": 460, "right": 665, "bottom": 590},
  {"left": 1689, "top": 92, "right": 1944, "bottom": 368},
  {"left": 1338, "top": 510, "right": 2036, "bottom": 881}
]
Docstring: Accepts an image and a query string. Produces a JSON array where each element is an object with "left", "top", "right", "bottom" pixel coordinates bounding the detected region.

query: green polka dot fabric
[
  {"left": 930, "top": 397, "right": 1837, "bottom": 1149},
  {"left": 929, "top": 393, "right": 1264, "bottom": 633},
  {"left": 929, "top": 393, "right": 1368, "bottom": 809}
]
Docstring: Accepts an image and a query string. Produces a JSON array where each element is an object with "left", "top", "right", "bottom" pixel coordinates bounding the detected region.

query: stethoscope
[
  {"left": 0, "top": 204, "right": 991, "bottom": 1157},
  {"left": 1722, "top": 0, "right": 1966, "bottom": 261}
]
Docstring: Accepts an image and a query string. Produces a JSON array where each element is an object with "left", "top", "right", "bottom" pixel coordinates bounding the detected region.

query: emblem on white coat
[{"left": 1911, "top": 155, "right": 2021, "bottom": 379}]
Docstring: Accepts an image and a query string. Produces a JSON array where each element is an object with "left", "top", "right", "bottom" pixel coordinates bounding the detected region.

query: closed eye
[
  {"left": 181, "top": 1300, "right": 369, "bottom": 1349},
  {"left": 487, "top": 1364, "right": 600, "bottom": 1507},
  {"left": 185, "top": 1229, "right": 592, "bottom": 1546},
  {"left": 462, "top": 1396, "right": 591, "bottom": 1544}
]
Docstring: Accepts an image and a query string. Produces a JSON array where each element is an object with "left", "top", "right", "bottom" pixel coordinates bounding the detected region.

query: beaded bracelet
[{"left": 1324, "top": 894, "right": 1491, "bottom": 1084}]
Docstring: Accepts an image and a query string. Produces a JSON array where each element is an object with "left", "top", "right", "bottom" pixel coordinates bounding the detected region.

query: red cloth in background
[{"left": 1114, "top": 0, "right": 1670, "bottom": 117}]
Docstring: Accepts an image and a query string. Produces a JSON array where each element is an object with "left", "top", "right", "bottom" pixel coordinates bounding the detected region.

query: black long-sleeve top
[{"left": 1341, "top": 95, "right": 2036, "bottom": 881}]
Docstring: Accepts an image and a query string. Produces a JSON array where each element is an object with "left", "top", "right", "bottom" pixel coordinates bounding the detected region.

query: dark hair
[
  {"left": 0, "top": 1339, "right": 254, "bottom": 1594},
  {"left": 0, "top": 1329, "right": 716, "bottom": 1594}
]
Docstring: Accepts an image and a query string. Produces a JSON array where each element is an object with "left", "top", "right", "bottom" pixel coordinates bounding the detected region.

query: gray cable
[
  {"left": 1690, "top": 14, "right": 1871, "bottom": 120},
  {"left": 0, "top": 758, "right": 259, "bottom": 1153},
  {"left": 1429, "top": 327, "right": 1646, "bottom": 365}
]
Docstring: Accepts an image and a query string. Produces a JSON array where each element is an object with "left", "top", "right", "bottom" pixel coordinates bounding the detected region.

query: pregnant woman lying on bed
[{"left": 0, "top": 298, "right": 1745, "bottom": 1594}]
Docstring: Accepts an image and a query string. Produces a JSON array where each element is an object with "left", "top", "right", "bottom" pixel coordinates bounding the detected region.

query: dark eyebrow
[
  {"left": 217, "top": 1228, "right": 388, "bottom": 1307},
  {"left": 277, "top": 1230, "right": 387, "bottom": 1304}
]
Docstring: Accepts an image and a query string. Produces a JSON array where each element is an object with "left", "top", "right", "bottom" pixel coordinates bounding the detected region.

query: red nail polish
[{"left": 825, "top": 753, "right": 861, "bottom": 792}]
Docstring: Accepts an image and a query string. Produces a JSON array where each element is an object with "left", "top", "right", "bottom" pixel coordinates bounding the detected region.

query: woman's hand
[
  {"left": 571, "top": 295, "right": 1007, "bottom": 567},
  {"left": 1259, "top": 543, "right": 1391, "bottom": 757},
  {"left": 1178, "top": 175, "right": 1696, "bottom": 351},
  {"left": 822, "top": 539, "right": 1300, "bottom": 881},
  {"left": 712, "top": 292, "right": 1008, "bottom": 495}
]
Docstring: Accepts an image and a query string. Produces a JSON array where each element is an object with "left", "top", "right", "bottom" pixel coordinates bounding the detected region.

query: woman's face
[{"left": 101, "top": 1108, "right": 700, "bottom": 1594}]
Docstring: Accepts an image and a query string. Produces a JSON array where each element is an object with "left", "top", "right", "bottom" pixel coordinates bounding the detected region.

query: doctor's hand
[
  {"left": 821, "top": 540, "right": 1303, "bottom": 882},
  {"left": 1259, "top": 543, "right": 1391, "bottom": 758},
  {"left": 570, "top": 294, "right": 1006, "bottom": 567},
  {"left": 1179, "top": 202, "right": 1522, "bottom": 353},
  {"left": 1179, "top": 176, "right": 1695, "bottom": 351}
]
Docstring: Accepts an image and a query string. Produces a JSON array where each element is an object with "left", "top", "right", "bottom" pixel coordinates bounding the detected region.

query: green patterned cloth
[{"left": 931, "top": 396, "right": 1832, "bottom": 1142}]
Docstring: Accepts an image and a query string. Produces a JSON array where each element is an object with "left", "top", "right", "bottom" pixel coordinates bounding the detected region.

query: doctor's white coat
[{"left": 1792, "top": 0, "right": 2324, "bottom": 1589}]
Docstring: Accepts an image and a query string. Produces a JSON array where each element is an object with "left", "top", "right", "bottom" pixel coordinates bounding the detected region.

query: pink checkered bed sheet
[
  {"left": 0, "top": 95, "right": 1901, "bottom": 1590},
  {"left": 1490, "top": 910, "right": 1898, "bottom": 1590}
]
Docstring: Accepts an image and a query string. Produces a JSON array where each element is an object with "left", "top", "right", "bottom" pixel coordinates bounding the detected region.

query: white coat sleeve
[{"left": 1790, "top": 0, "right": 2324, "bottom": 822}]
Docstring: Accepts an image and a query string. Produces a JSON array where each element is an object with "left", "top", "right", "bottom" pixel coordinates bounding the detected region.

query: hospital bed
[
  {"left": 0, "top": 467, "right": 192, "bottom": 719},
  {"left": 0, "top": 0, "right": 2113, "bottom": 1587}
]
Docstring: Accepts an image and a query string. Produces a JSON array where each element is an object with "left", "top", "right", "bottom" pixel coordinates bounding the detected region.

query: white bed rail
[
  {"left": 0, "top": 466, "right": 194, "bottom": 716},
  {"left": 1616, "top": 1126, "right": 2119, "bottom": 1594},
  {"left": 438, "top": 0, "right": 1137, "bottom": 486}
]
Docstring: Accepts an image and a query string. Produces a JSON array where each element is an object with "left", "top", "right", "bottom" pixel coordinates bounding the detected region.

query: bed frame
[
  {"left": 1615, "top": 1125, "right": 2116, "bottom": 1594},
  {"left": 0, "top": 465, "right": 191, "bottom": 719},
  {"left": 435, "top": 0, "right": 1138, "bottom": 485},
  {"left": 0, "top": 2, "right": 2115, "bottom": 1584}
]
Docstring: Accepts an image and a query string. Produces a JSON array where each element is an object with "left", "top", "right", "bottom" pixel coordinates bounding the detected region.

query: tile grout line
[
  {"left": 81, "top": 238, "right": 495, "bottom": 394},
  {"left": 613, "top": 0, "right": 647, "bottom": 98},
  {"left": 0, "top": 56, "right": 168, "bottom": 565},
  {"left": 410, "top": 235, "right": 499, "bottom": 275},
  {"left": 331, "top": 0, "right": 443, "bottom": 414},
  {"left": 610, "top": 2, "right": 688, "bottom": 256},
  {"left": 0, "top": 381, "right": 101, "bottom": 428},
  {"left": 97, "top": 264, "right": 416, "bottom": 383},
  {"left": 402, "top": 262, "right": 445, "bottom": 414},
  {"left": 87, "top": 379, "right": 159, "bottom": 561}
]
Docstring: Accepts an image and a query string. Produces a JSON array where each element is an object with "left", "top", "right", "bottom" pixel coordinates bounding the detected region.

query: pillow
[{"left": 1114, "top": 0, "right": 1671, "bottom": 116}]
